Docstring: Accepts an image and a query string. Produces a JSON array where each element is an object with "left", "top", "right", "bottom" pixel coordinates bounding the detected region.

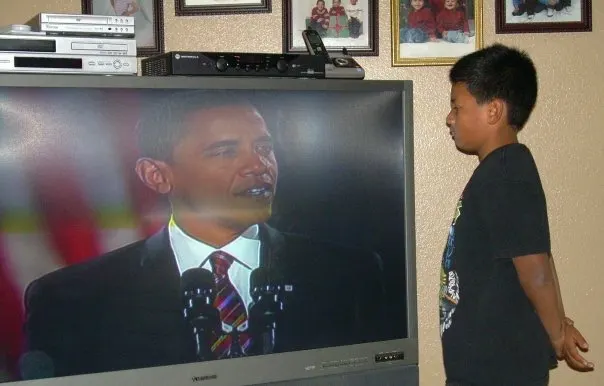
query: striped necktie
[{"left": 209, "top": 250, "right": 252, "bottom": 358}]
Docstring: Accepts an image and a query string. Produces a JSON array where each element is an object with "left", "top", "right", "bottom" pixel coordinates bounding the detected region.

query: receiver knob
[
  {"left": 215, "top": 58, "right": 228, "bottom": 72},
  {"left": 276, "top": 59, "right": 288, "bottom": 73}
]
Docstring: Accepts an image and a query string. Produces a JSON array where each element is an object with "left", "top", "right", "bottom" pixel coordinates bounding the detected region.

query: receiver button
[
  {"left": 215, "top": 58, "right": 228, "bottom": 72},
  {"left": 276, "top": 59, "right": 288, "bottom": 72}
]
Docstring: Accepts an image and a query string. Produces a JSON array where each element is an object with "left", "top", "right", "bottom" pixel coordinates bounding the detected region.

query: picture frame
[
  {"left": 175, "top": 0, "right": 271, "bottom": 16},
  {"left": 495, "top": 0, "right": 591, "bottom": 34},
  {"left": 283, "top": 0, "right": 379, "bottom": 56},
  {"left": 82, "top": 0, "right": 164, "bottom": 57},
  {"left": 391, "top": 0, "right": 483, "bottom": 67}
]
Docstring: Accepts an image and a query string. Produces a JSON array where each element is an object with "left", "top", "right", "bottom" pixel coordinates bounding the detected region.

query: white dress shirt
[
  {"left": 346, "top": 3, "right": 363, "bottom": 19},
  {"left": 168, "top": 218, "right": 261, "bottom": 312}
]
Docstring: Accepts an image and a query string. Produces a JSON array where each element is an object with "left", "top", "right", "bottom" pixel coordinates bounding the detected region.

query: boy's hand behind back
[
  {"left": 514, "top": 254, "right": 595, "bottom": 373},
  {"left": 552, "top": 319, "right": 594, "bottom": 371}
]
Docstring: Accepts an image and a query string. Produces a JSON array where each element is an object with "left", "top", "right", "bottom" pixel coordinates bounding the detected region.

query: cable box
[{"left": 142, "top": 51, "right": 325, "bottom": 79}]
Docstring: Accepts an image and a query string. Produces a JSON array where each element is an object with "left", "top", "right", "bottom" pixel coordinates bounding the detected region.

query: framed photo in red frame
[
  {"left": 496, "top": 0, "right": 591, "bottom": 34},
  {"left": 82, "top": 0, "right": 165, "bottom": 57}
]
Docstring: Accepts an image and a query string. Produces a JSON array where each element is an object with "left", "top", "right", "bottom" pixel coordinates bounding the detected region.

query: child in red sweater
[
  {"left": 400, "top": 0, "right": 437, "bottom": 43},
  {"left": 310, "top": 0, "right": 330, "bottom": 36},
  {"left": 436, "top": 0, "right": 470, "bottom": 44}
]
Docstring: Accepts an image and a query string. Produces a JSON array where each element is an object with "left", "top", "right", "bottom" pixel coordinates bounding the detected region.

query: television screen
[{"left": 0, "top": 76, "right": 417, "bottom": 386}]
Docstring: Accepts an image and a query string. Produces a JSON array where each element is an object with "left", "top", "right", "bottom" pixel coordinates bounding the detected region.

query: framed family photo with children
[
  {"left": 283, "top": 0, "right": 379, "bottom": 56},
  {"left": 495, "top": 0, "right": 591, "bottom": 34},
  {"left": 391, "top": 0, "right": 483, "bottom": 66}
]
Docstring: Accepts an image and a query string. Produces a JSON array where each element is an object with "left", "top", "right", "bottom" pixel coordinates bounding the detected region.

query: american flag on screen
[{"left": 0, "top": 89, "right": 165, "bottom": 380}]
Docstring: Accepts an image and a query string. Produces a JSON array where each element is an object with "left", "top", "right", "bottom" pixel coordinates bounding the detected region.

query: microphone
[
  {"left": 181, "top": 268, "right": 221, "bottom": 361},
  {"left": 19, "top": 350, "right": 54, "bottom": 380},
  {"left": 248, "top": 267, "right": 286, "bottom": 355}
]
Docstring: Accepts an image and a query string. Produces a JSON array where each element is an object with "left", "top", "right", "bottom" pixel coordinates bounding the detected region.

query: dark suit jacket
[{"left": 23, "top": 224, "right": 388, "bottom": 378}]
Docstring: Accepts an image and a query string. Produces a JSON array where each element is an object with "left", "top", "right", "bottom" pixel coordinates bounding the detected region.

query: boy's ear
[
  {"left": 486, "top": 98, "right": 506, "bottom": 126},
  {"left": 134, "top": 158, "right": 173, "bottom": 195}
]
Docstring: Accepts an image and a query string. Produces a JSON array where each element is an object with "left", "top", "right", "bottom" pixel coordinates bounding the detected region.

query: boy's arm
[
  {"left": 462, "top": 14, "right": 470, "bottom": 34},
  {"left": 479, "top": 177, "right": 594, "bottom": 372},
  {"left": 513, "top": 253, "right": 561, "bottom": 344},
  {"left": 426, "top": 14, "right": 437, "bottom": 40},
  {"left": 513, "top": 253, "right": 594, "bottom": 371},
  {"left": 548, "top": 253, "right": 565, "bottom": 320},
  {"left": 548, "top": 255, "right": 594, "bottom": 370}
]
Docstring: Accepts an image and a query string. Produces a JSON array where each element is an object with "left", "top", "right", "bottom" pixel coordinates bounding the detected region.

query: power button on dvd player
[{"left": 113, "top": 59, "right": 122, "bottom": 69}]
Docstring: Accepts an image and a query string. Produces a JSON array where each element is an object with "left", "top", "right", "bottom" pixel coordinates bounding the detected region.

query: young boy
[
  {"left": 401, "top": 0, "right": 437, "bottom": 43},
  {"left": 440, "top": 44, "right": 594, "bottom": 385},
  {"left": 436, "top": 0, "right": 470, "bottom": 44}
]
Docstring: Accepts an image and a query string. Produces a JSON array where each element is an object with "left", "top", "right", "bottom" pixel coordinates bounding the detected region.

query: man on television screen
[{"left": 22, "top": 91, "right": 388, "bottom": 378}]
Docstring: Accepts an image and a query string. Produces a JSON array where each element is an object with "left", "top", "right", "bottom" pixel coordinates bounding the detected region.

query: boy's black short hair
[
  {"left": 136, "top": 90, "right": 256, "bottom": 162},
  {"left": 449, "top": 43, "right": 538, "bottom": 131}
]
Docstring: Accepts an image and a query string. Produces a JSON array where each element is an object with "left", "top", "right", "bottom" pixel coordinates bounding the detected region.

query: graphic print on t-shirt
[{"left": 440, "top": 196, "right": 462, "bottom": 337}]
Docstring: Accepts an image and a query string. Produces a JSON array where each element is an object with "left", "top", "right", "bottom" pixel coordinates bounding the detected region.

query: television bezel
[{"left": 0, "top": 74, "right": 417, "bottom": 386}]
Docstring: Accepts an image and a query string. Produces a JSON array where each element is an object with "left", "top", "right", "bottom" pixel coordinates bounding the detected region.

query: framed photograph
[
  {"left": 82, "top": 0, "right": 164, "bottom": 57},
  {"left": 283, "top": 0, "right": 379, "bottom": 56},
  {"left": 391, "top": 0, "right": 483, "bottom": 67},
  {"left": 495, "top": 0, "right": 591, "bottom": 33},
  {"left": 175, "top": 0, "right": 271, "bottom": 16}
]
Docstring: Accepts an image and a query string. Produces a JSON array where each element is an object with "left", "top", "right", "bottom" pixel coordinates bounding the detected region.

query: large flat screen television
[{"left": 0, "top": 75, "right": 417, "bottom": 386}]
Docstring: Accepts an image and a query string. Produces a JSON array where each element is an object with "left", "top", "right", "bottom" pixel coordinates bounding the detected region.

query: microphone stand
[
  {"left": 182, "top": 268, "right": 221, "bottom": 361},
  {"left": 249, "top": 282, "right": 284, "bottom": 355}
]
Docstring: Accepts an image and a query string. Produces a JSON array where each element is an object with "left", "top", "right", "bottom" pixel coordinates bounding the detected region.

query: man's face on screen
[{"left": 167, "top": 105, "right": 278, "bottom": 229}]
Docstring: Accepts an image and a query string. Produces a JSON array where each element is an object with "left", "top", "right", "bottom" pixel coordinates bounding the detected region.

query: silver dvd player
[
  {"left": 39, "top": 23, "right": 134, "bottom": 38},
  {"left": 37, "top": 13, "right": 134, "bottom": 26},
  {"left": 27, "top": 13, "right": 135, "bottom": 38},
  {"left": 0, "top": 53, "right": 137, "bottom": 75},
  {"left": 0, "top": 34, "right": 137, "bottom": 56}
]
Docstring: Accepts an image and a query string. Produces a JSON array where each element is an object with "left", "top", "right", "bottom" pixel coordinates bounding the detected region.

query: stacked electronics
[
  {"left": 0, "top": 13, "right": 137, "bottom": 75},
  {"left": 140, "top": 28, "right": 364, "bottom": 80}
]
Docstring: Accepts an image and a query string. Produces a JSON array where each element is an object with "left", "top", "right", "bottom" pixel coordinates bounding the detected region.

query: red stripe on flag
[
  {"left": 0, "top": 236, "right": 24, "bottom": 380},
  {"left": 22, "top": 93, "right": 101, "bottom": 266},
  {"left": 26, "top": 156, "right": 101, "bottom": 265}
]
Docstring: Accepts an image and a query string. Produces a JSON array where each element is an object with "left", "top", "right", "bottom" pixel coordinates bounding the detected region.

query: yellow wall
[{"left": 1, "top": 1, "right": 602, "bottom": 385}]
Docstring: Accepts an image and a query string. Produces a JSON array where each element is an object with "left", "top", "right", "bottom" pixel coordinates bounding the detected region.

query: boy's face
[
  {"left": 446, "top": 82, "right": 491, "bottom": 155},
  {"left": 444, "top": 0, "right": 457, "bottom": 10},
  {"left": 410, "top": 0, "right": 424, "bottom": 10}
]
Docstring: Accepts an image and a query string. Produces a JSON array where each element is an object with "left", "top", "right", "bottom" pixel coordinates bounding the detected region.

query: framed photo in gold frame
[{"left": 391, "top": 0, "right": 483, "bottom": 67}]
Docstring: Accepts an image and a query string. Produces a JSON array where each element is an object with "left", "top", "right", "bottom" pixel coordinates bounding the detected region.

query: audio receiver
[{"left": 141, "top": 51, "right": 325, "bottom": 79}]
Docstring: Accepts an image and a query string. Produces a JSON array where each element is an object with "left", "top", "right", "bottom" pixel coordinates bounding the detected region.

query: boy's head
[
  {"left": 444, "top": 0, "right": 458, "bottom": 10},
  {"left": 446, "top": 44, "right": 538, "bottom": 157},
  {"left": 410, "top": 0, "right": 425, "bottom": 11}
]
